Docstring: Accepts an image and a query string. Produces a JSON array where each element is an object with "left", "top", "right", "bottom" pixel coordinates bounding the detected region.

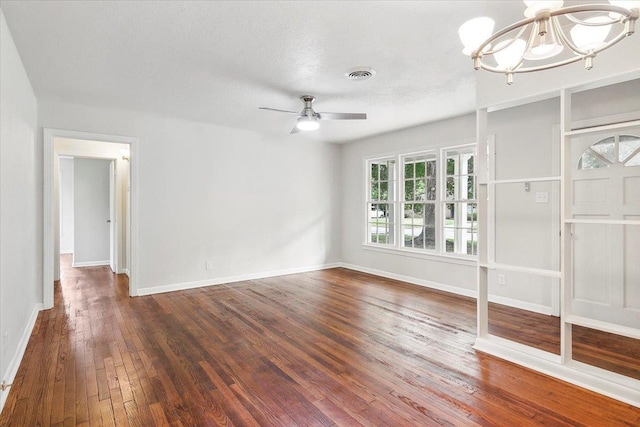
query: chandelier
[{"left": 458, "top": 1, "right": 639, "bottom": 84}]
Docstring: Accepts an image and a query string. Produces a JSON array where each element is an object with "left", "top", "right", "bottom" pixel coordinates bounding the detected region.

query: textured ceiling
[{"left": 1, "top": 1, "right": 525, "bottom": 143}]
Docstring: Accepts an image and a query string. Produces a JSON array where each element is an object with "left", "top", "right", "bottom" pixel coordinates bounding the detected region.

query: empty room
[{"left": 1, "top": 1, "right": 639, "bottom": 425}]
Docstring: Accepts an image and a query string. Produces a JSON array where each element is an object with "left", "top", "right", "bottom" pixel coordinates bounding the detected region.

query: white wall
[
  {"left": 38, "top": 100, "right": 342, "bottom": 293},
  {"left": 59, "top": 157, "right": 74, "bottom": 254},
  {"left": 0, "top": 9, "right": 42, "bottom": 409},
  {"left": 340, "top": 114, "right": 478, "bottom": 295},
  {"left": 73, "top": 158, "right": 111, "bottom": 266}
]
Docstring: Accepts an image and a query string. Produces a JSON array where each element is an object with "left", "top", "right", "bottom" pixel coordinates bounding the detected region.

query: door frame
[
  {"left": 44, "top": 128, "right": 139, "bottom": 308},
  {"left": 109, "top": 159, "right": 116, "bottom": 273}
]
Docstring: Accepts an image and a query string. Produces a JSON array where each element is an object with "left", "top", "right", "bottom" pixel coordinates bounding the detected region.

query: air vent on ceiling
[{"left": 345, "top": 67, "right": 376, "bottom": 81}]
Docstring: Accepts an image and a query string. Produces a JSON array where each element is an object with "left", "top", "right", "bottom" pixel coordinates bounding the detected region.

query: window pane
[
  {"left": 467, "top": 176, "right": 476, "bottom": 200},
  {"left": 415, "top": 161, "right": 426, "bottom": 178},
  {"left": 415, "top": 179, "right": 426, "bottom": 201},
  {"left": 591, "top": 137, "right": 616, "bottom": 162},
  {"left": 371, "top": 163, "right": 379, "bottom": 181},
  {"left": 446, "top": 177, "right": 455, "bottom": 200},
  {"left": 447, "top": 157, "right": 455, "bottom": 176},
  {"left": 380, "top": 163, "right": 389, "bottom": 180},
  {"left": 370, "top": 182, "right": 377, "bottom": 200},
  {"left": 466, "top": 155, "right": 475, "bottom": 175},
  {"left": 445, "top": 234, "right": 455, "bottom": 253},
  {"left": 427, "top": 159, "right": 436, "bottom": 177},
  {"left": 467, "top": 231, "right": 477, "bottom": 255},
  {"left": 578, "top": 150, "right": 610, "bottom": 169},
  {"left": 467, "top": 203, "right": 477, "bottom": 225},
  {"left": 379, "top": 181, "right": 388, "bottom": 201},
  {"left": 619, "top": 135, "right": 640, "bottom": 162},
  {"left": 626, "top": 153, "right": 640, "bottom": 167},
  {"left": 428, "top": 178, "right": 438, "bottom": 200},
  {"left": 369, "top": 224, "right": 378, "bottom": 243},
  {"left": 405, "top": 180, "right": 413, "bottom": 201},
  {"left": 445, "top": 203, "right": 455, "bottom": 224},
  {"left": 405, "top": 161, "right": 414, "bottom": 179}
]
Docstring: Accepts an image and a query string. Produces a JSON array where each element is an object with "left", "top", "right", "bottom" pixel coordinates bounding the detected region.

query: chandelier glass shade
[{"left": 459, "top": 1, "right": 639, "bottom": 84}]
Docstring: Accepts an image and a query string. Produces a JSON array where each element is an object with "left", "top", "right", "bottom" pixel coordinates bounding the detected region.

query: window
[
  {"left": 444, "top": 147, "right": 477, "bottom": 255},
  {"left": 365, "top": 144, "right": 477, "bottom": 257},
  {"left": 367, "top": 159, "right": 396, "bottom": 245},
  {"left": 578, "top": 134, "right": 640, "bottom": 169}
]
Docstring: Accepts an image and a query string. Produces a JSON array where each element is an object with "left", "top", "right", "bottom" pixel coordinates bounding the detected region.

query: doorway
[
  {"left": 44, "top": 129, "right": 138, "bottom": 309},
  {"left": 59, "top": 156, "right": 116, "bottom": 271}
]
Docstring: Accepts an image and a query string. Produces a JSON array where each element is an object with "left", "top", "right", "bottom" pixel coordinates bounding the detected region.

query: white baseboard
[
  {"left": 1, "top": 303, "right": 44, "bottom": 412},
  {"left": 340, "top": 262, "right": 477, "bottom": 299},
  {"left": 72, "top": 260, "right": 110, "bottom": 268},
  {"left": 489, "top": 294, "right": 553, "bottom": 316},
  {"left": 339, "top": 263, "right": 553, "bottom": 316},
  {"left": 137, "top": 262, "right": 342, "bottom": 296},
  {"left": 122, "top": 268, "right": 129, "bottom": 276}
]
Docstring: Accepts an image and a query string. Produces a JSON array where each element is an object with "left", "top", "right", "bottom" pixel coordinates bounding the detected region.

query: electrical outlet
[
  {"left": 535, "top": 191, "right": 549, "bottom": 203},
  {"left": 206, "top": 261, "right": 213, "bottom": 271},
  {"left": 498, "top": 274, "right": 506, "bottom": 286}
]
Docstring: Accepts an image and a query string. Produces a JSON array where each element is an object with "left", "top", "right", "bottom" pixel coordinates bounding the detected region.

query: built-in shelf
[
  {"left": 565, "top": 315, "right": 640, "bottom": 341},
  {"left": 488, "top": 176, "right": 561, "bottom": 185},
  {"left": 479, "top": 262, "right": 561, "bottom": 278},
  {"left": 565, "top": 219, "right": 640, "bottom": 225}
]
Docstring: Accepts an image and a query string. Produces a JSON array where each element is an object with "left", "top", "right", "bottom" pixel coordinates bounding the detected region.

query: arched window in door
[{"left": 577, "top": 134, "right": 640, "bottom": 170}]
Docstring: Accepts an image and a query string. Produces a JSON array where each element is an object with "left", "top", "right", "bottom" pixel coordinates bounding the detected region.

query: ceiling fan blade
[
  {"left": 290, "top": 124, "right": 301, "bottom": 134},
  {"left": 259, "top": 107, "right": 299, "bottom": 115},
  {"left": 317, "top": 112, "right": 367, "bottom": 120}
]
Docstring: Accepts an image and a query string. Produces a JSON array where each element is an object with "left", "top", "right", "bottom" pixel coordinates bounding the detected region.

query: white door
[
  {"left": 571, "top": 131, "right": 640, "bottom": 329},
  {"left": 109, "top": 160, "right": 116, "bottom": 273}
]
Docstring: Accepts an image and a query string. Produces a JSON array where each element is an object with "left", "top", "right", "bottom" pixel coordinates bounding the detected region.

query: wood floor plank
[{"left": 1, "top": 256, "right": 639, "bottom": 426}]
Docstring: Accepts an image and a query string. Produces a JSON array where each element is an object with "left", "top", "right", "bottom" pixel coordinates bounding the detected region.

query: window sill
[{"left": 361, "top": 244, "right": 477, "bottom": 267}]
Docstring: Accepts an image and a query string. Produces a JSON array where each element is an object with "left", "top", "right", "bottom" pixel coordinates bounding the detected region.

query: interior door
[
  {"left": 570, "top": 130, "right": 640, "bottom": 328},
  {"left": 109, "top": 160, "right": 116, "bottom": 273}
]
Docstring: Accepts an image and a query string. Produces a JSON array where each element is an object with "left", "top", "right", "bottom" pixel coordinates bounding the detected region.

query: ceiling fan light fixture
[{"left": 296, "top": 116, "right": 320, "bottom": 131}]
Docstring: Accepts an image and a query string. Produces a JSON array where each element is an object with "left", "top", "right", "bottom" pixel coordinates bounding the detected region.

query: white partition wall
[{"left": 475, "top": 75, "right": 640, "bottom": 407}]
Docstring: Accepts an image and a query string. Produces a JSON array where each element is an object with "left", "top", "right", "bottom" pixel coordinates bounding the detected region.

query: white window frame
[{"left": 363, "top": 142, "right": 477, "bottom": 261}]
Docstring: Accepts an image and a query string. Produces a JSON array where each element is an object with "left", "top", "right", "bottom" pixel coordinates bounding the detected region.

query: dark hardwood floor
[{"left": 1, "top": 255, "right": 639, "bottom": 426}]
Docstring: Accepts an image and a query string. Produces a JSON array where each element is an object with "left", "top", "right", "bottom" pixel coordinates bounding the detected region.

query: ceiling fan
[{"left": 259, "top": 95, "right": 367, "bottom": 134}]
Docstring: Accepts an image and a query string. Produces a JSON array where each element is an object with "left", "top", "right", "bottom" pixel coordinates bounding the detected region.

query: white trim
[
  {"left": 474, "top": 335, "right": 640, "bottom": 408},
  {"left": 59, "top": 250, "right": 73, "bottom": 255},
  {"left": 71, "top": 260, "right": 111, "bottom": 268},
  {"left": 137, "top": 263, "right": 342, "bottom": 296},
  {"left": 564, "top": 119, "right": 640, "bottom": 136},
  {"left": 489, "top": 295, "right": 553, "bottom": 316},
  {"left": 361, "top": 244, "right": 477, "bottom": 267},
  {"left": 43, "top": 128, "right": 139, "bottom": 307},
  {"left": 340, "top": 263, "right": 477, "bottom": 299},
  {"left": 0, "top": 304, "right": 43, "bottom": 412}
]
